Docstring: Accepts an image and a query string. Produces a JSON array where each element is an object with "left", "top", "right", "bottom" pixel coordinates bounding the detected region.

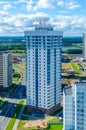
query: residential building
[
  {"left": 83, "top": 33, "right": 86, "bottom": 59},
  {"left": 63, "top": 82, "right": 86, "bottom": 130},
  {"left": 0, "top": 52, "right": 12, "bottom": 88},
  {"left": 63, "top": 86, "right": 74, "bottom": 130},
  {"left": 25, "top": 23, "right": 63, "bottom": 114}
]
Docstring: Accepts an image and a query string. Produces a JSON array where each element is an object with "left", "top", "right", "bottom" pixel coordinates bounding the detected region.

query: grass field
[
  {"left": 70, "top": 63, "right": 79, "bottom": 71},
  {"left": 62, "top": 62, "right": 83, "bottom": 85},
  {"left": 70, "top": 62, "right": 83, "bottom": 75},
  {"left": 47, "top": 124, "right": 63, "bottom": 130},
  {"left": 17, "top": 117, "right": 63, "bottom": 130},
  {"left": 62, "top": 62, "right": 84, "bottom": 75},
  {"left": 13, "top": 71, "right": 21, "bottom": 84}
]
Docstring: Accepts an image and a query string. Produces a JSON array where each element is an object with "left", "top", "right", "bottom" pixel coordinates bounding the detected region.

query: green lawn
[
  {"left": 13, "top": 64, "right": 22, "bottom": 70},
  {"left": 12, "top": 50, "right": 25, "bottom": 54},
  {"left": 13, "top": 71, "right": 21, "bottom": 84},
  {"left": 17, "top": 118, "right": 63, "bottom": 130},
  {"left": 6, "top": 100, "right": 24, "bottom": 130},
  {"left": 13, "top": 77, "right": 19, "bottom": 82},
  {"left": 47, "top": 124, "right": 63, "bottom": 130},
  {"left": 12, "top": 70, "right": 23, "bottom": 84},
  {"left": 17, "top": 106, "right": 62, "bottom": 130},
  {"left": 70, "top": 63, "right": 83, "bottom": 74},
  {"left": 84, "top": 64, "right": 86, "bottom": 67},
  {"left": 71, "top": 63, "right": 76, "bottom": 70}
]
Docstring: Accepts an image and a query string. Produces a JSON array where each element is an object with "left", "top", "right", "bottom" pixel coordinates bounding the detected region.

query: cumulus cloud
[
  {"left": 57, "top": 1, "right": 64, "bottom": 6},
  {"left": 49, "top": 15, "right": 86, "bottom": 35},
  {"left": 0, "top": 0, "right": 84, "bottom": 36},
  {"left": 57, "top": 0, "right": 81, "bottom": 10},
  {"left": 0, "top": 12, "right": 50, "bottom": 35},
  {"left": 25, "top": 0, "right": 55, "bottom": 12},
  {"left": 34, "top": 0, "right": 54, "bottom": 10},
  {"left": 0, "top": 0, "right": 85, "bottom": 37},
  {"left": 26, "top": 0, "right": 34, "bottom": 12},
  {"left": 18, "top": 0, "right": 81, "bottom": 11},
  {"left": 0, "top": 10, "right": 8, "bottom": 16},
  {"left": 3, "top": 4, "right": 12, "bottom": 11},
  {"left": 67, "top": 1, "right": 81, "bottom": 10}
]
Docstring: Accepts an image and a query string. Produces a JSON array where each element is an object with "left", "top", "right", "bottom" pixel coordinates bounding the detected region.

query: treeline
[
  {"left": 0, "top": 36, "right": 25, "bottom": 44},
  {"left": 63, "top": 37, "right": 82, "bottom": 47},
  {"left": 64, "top": 49, "right": 82, "bottom": 54},
  {"left": 0, "top": 43, "right": 25, "bottom": 51}
]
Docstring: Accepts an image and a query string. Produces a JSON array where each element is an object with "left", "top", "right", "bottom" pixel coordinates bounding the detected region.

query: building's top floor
[
  {"left": 24, "top": 23, "right": 63, "bottom": 37},
  {"left": 0, "top": 51, "right": 11, "bottom": 55},
  {"left": 73, "top": 82, "right": 86, "bottom": 91},
  {"left": 74, "top": 82, "right": 86, "bottom": 86},
  {"left": 64, "top": 82, "right": 86, "bottom": 96},
  {"left": 35, "top": 24, "right": 53, "bottom": 31},
  {"left": 64, "top": 86, "right": 72, "bottom": 95}
]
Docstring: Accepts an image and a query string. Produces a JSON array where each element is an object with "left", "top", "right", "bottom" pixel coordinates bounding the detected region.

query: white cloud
[
  {"left": 26, "top": 0, "right": 34, "bottom": 12},
  {"left": 49, "top": 15, "right": 86, "bottom": 36},
  {"left": 34, "top": 0, "right": 54, "bottom": 10},
  {"left": 0, "top": 9, "right": 86, "bottom": 36},
  {"left": 67, "top": 1, "right": 81, "bottom": 10},
  {"left": 57, "top": 1, "right": 64, "bottom": 6},
  {"left": 57, "top": 0, "right": 81, "bottom": 10},
  {"left": 0, "top": 10, "right": 8, "bottom": 16},
  {"left": 3, "top": 4, "right": 12, "bottom": 11},
  {"left": 1, "top": 12, "right": 49, "bottom": 30},
  {"left": 26, "top": 0, "right": 55, "bottom": 12}
]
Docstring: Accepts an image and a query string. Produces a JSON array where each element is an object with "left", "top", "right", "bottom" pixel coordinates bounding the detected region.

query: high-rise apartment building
[
  {"left": 25, "top": 23, "right": 63, "bottom": 114},
  {"left": 0, "top": 52, "right": 12, "bottom": 88},
  {"left": 83, "top": 33, "right": 86, "bottom": 59},
  {"left": 63, "top": 82, "right": 86, "bottom": 130}
]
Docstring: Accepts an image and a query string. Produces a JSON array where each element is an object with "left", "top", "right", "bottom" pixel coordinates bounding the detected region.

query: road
[{"left": 0, "top": 67, "right": 26, "bottom": 130}]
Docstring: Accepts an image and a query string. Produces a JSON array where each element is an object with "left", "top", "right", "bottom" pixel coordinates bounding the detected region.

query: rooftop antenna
[
  {"left": 39, "top": 19, "right": 42, "bottom": 25},
  {"left": 38, "top": 18, "right": 45, "bottom": 25}
]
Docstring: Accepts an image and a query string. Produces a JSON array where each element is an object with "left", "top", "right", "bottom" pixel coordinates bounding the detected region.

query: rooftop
[
  {"left": 35, "top": 23, "right": 53, "bottom": 31},
  {"left": 64, "top": 86, "right": 72, "bottom": 95},
  {"left": 74, "top": 82, "right": 86, "bottom": 86},
  {"left": 0, "top": 51, "right": 11, "bottom": 55},
  {"left": 24, "top": 22, "right": 63, "bottom": 36}
]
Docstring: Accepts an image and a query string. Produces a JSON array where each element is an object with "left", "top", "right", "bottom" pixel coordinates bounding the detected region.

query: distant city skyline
[{"left": 0, "top": 0, "right": 86, "bottom": 36}]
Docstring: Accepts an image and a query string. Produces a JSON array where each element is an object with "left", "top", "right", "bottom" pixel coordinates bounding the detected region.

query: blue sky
[{"left": 0, "top": 0, "right": 86, "bottom": 36}]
